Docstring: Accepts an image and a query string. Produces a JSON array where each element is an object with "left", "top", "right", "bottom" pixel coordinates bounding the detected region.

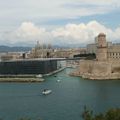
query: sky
[{"left": 0, "top": 0, "right": 120, "bottom": 46}]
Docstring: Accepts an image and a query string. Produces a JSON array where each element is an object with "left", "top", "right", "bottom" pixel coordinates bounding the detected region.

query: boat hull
[{"left": 42, "top": 90, "right": 52, "bottom": 95}]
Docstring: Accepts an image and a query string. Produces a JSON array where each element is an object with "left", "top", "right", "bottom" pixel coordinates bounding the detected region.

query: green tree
[{"left": 82, "top": 107, "right": 120, "bottom": 120}]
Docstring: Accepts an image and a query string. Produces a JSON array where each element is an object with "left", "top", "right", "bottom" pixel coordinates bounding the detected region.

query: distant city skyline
[{"left": 0, "top": 0, "right": 120, "bottom": 46}]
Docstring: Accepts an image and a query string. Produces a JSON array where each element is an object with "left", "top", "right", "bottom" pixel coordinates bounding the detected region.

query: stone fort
[{"left": 75, "top": 33, "right": 120, "bottom": 80}]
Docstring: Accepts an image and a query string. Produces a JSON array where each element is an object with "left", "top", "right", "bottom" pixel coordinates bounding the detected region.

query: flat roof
[{"left": 0, "top": 58, "right": 66, "bottom": 63}]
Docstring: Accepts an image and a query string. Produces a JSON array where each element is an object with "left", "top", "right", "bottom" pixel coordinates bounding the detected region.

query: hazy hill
[{"left": 0, "top": 46, "right": 32, "bottom": 52}]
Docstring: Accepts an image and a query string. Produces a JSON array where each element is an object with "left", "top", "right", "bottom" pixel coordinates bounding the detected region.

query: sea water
[{"left": 0, "top": 68, "right": 120, "bottom": 120}]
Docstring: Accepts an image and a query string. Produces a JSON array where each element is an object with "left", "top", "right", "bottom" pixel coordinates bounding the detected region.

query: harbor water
[{"left": 0, "top": 68, "right": 120, "bottom": 120}]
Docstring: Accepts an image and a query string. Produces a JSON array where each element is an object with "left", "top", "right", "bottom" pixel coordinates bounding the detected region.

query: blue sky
[
  {"left": 38, "top": 10, "right": 120, "bottom": 29},
  {"left": 0, "top": 0, "right": 120, "bottom": 46}
]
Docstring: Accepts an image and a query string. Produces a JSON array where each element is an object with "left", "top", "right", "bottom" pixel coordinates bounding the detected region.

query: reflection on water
[{"left": 0, "top": 68, "right": 120, "bottom": 120}]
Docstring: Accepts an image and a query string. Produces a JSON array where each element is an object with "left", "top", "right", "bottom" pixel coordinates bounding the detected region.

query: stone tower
[{"left": 96, "top": 33, "right": 107, "bottom": 61}]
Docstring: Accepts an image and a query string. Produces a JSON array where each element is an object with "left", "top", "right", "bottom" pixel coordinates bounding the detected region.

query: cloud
[
  {"left": 0, "top": 0, "right": 119, "bottom": 33},
  {"left": 0, "top": 0, "right": 120, "bottom": 24},
  {"left": 1, "top": 21, "right": 120, "bottom": 46},
  {"left": 51, "top": 21, "right": 114, "bottom": 44},
  {"left": 2, "top": 22, "right": 52, "bottom": 46}
]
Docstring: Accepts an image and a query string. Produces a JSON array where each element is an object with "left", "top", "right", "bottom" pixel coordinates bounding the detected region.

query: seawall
[
  {"left": 71, "top": 60, "right": 120, "bottom": 80},
  {"left": 0, "top": 78, "right": 45, "bottom": 82}
]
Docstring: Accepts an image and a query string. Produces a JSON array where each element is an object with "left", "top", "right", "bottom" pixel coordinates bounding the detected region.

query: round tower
[{"left": 96, "top": 33, "right": 107, "bottom": 61}]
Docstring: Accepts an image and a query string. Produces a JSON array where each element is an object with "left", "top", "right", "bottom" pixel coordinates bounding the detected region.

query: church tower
[{"left": 96, "top": 33, "right": 107, "bottom": 61}]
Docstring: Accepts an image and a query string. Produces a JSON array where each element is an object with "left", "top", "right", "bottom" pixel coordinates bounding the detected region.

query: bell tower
[{"left": 96, "top": 33, "right": 107, "bottom": 61}]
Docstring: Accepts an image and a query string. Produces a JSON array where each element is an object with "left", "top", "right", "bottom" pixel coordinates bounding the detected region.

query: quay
[
  {"left": 0, "top": 78, "right": 44, "bottom": 82},
  {"left": 0, "top": 58, "right": 67, "bottom": 82}
]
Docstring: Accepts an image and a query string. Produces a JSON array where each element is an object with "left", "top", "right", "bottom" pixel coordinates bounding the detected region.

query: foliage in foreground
[
  {"left": 82, "top": 106, "right": 120, "bottom": 120},
  {"left": 0, "top": 107, "right": 120, "bottom": 120}
]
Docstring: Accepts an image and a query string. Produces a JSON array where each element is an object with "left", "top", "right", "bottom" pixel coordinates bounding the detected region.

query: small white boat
[
  {"left": 42, "top": 89, "right": 52, "bottom": 95},
  {"left": 57, "top": 79, "right": 61, "bottom": 82}
]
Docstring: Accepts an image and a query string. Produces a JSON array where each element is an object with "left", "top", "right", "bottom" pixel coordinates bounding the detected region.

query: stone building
[
  {"left": 87, "top": 34, "right": 112, "bottom": 55},
  {"left": 72, "top": 33, "right": 120, "bottom": 80},
  {"left": 29, "top": 41, "right": 87, "bottom": 58},
  {"left": 96, "top": 33, "right": 108, "bottom": 61},
  {"left": 0, "top": 52, "right": 24, "bottom": 61},
  {"left": 86, "top": 44, "right": 97, "bottom": 54},
  {"left": 107, "top": 44, "right": 120, "bottom": 60},
  {"left": 29, "top": 41, "right": 54, "bottom": 58}
]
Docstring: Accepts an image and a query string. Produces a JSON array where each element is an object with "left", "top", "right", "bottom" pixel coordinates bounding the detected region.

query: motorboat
[
  {"left": 57, "top": 79, "right": 61, "bottom": 82},
  {"left": 42, "top": 89, "right": 52, "bottom": 95}
]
